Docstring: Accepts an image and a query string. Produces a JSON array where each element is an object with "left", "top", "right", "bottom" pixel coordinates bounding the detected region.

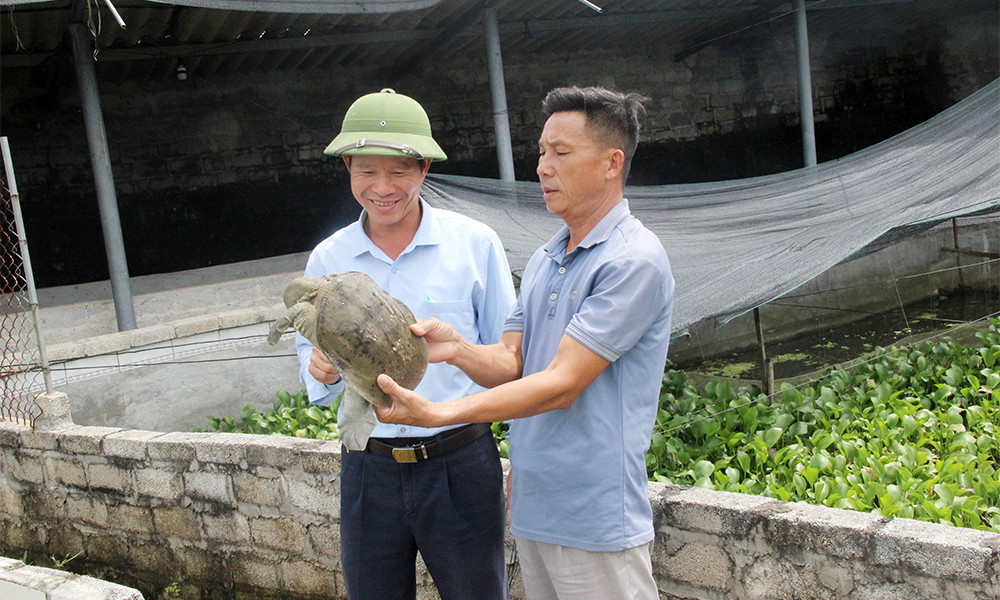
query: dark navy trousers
[{"left": 340, "top": 431, "right": 508, "bottom": 600}]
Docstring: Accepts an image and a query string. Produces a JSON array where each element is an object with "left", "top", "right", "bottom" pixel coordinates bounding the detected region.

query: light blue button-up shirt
[
  {"left": 504, "top": 200, "right": 674, "bottom": 552},
  {"left": 296, "top": 199, "right": 516, "bottom": 439}
]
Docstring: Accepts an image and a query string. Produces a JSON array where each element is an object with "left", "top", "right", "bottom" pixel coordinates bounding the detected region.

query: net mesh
[
  {"left": 421, "top": 79, "right": 1000, "bottom": 335},
  {"left": 1, "top": 161, "right": 42, "bottom": 426}
]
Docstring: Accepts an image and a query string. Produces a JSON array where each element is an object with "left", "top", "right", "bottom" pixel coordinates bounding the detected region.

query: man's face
[
  {"left": 536, "top": 111, "right": 617, "bottom": 220},
  {"left": 345, "top": 154, "right": 431, "bottom": 231}
]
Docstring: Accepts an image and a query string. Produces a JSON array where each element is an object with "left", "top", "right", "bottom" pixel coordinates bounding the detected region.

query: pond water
[{"left": 673, "top": 288, "right": 1000, "bottom": 382}]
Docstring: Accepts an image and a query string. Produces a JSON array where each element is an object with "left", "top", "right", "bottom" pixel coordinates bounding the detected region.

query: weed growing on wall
[
  {"left": 199, "top": 320, "right": 1000, "bottom": 531},
  {"left": 648, "top": 320, "right": 1000, "bottom": 532}
]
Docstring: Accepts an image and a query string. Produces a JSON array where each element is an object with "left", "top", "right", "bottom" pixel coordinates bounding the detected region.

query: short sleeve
[{"left": 565, "top": 257, "right": 670, "bottom": 362}]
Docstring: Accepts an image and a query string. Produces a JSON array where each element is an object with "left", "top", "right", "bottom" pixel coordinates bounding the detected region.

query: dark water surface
[{"left": 674, "top": 289, "right": 1000, "bottom": 382}]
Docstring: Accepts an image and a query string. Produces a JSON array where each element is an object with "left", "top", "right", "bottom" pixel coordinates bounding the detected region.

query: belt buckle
[{"left": 392, "top": 443, "right": 428, "bottom": 463}]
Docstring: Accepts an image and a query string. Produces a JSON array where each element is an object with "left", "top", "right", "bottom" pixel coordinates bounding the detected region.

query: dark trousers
[{"left": 340, "top": 431, "right": 508, "bottom": 600}]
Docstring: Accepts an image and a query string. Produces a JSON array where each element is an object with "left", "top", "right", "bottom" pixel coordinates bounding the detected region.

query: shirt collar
[
  {"left": 543, "top": 199, "right": 631, "bottom": 261},
  {"left": 346, "top": 197, "right": 442, "bottom": 259}
]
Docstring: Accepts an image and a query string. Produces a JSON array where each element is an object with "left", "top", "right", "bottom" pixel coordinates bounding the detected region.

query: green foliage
[
  {"left": 493, "top": 421, "right": 510, "bottom": 459},
  {"left": 50, "top": 551, "right": 82, "bottom": 569},
  {"left": 194, "top": 390, "right": 341, "bottom": 440},
  {"left": 647, "top": 319, "right": 1000, "bottom": 532},
  {"left": 201, "top": 321, "right": 1000, "bottom": 533},
  {"left": 198, "top": 389, "right": 515, "bottom": 456}
]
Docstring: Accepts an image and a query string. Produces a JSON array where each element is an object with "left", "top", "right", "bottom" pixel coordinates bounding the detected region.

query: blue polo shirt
[
  {"left": 296, "top": 199, "right": 516, "bottom": 439},
  {"left": 504, "top": 199, "right": 674, "bottom": 552}
]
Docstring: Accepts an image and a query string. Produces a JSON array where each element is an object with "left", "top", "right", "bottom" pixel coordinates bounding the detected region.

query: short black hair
[{"left": 541, "top": 86, "right": 649, "bottom": 182}]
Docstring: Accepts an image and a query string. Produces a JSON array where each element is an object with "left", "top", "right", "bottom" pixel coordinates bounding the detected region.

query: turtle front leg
[
  {"left": 267, "top": 303, "right": 317, "bottom": 346},
  {"left": 338, "top": 388, "right": 377, "bottom": 451}
]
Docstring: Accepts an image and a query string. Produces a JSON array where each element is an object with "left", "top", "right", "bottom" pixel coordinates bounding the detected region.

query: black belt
[{"left": 365, "top": 423, "right": 491, "bottom": 463}]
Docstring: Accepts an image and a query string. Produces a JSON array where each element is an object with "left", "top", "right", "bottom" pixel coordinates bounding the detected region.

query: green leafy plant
[
  {"left": 199, "top": 389, "right": 515, "bottom": 456},
  {"left": 646, "top": 319, "right": 1000, "bottom": 532},
  {"left": 163, "top": 582, "right": 182, "bottom": 598},
  {"left": 492, "top": 421, "right": 509, "bottom": 459},
  {"left": 204, "top": 321, "right": 1000, "bottom": 532},
  {"left": 194, "top": 390, "right": 341, "bottom": 440}
]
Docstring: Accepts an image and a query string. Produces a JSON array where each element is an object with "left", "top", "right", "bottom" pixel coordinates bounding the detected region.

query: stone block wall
[
  {"left": 2, "top": 394, "right": 999, "bottom": 599},
  {"left": 0, "top": 399, "right": 353, "bottom": 600},
  {"left": 651, "top": 486, "right": 1000, "bottom": 599}
]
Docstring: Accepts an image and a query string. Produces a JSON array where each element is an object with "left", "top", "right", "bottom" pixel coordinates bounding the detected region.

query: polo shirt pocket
[{"left": 418, "top": 299, "right": 477, "bottom": 342}]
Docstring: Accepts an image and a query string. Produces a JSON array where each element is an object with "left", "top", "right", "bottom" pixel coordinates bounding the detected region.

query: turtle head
[{"left": 281, "top": 275, "right": 333, "bottom": 308}]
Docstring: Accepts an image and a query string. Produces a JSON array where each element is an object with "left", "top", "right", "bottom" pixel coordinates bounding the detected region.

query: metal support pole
[
  {"left": 793, "top": 0, "right": 817, "bottom": 168},
  {"left": 753, "top": 307, "right": 770, "bottom": 397},
  {"left": 482, "top": 6, "right": 516, "bottom": 182},
  {"left": 2, "top": 137, "right": 53, "bottom": 394},
  {"left": 952, "top": 217, "right": 965, "bottom": 288},
  {"left": 68, "top": 23, "right": 136, "bottom": 331}
]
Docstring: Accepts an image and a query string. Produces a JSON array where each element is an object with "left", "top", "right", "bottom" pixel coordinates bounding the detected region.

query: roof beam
[
  {"left": 97, "top": 28, "right": 443, "bottom": 61},
  {"left": 0, "top": 1, "right": 916, "bottom": 68}
]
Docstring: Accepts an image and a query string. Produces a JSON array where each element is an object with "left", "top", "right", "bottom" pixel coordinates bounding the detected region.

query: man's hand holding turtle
[
  {"left": 308, "top": 347, "right": 342, "bottom": 384},
  {"left": 375, "top": 374, "right": 440, "bottom": 428},
  {"left": 410, "top": 318, "right": 462, "bottom": 364}
]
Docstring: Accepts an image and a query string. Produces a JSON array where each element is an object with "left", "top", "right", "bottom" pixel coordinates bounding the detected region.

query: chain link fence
[{"left": 1, "top": 138, "right": 49, "bottom": 426}]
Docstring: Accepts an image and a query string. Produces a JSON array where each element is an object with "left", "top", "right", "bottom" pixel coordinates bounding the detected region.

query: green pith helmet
[{"left": 324, "top": 89, "right": 447, "bottom": 161}]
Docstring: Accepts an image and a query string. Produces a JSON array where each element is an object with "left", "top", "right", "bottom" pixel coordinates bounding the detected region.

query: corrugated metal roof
[{"left": 0, "top": 0, "right": 986, "bottom": 83}]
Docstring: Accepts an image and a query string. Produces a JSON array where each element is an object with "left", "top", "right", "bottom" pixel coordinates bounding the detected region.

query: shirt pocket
[{"left": 418, "top": 299, "right": 477, "bottom": 342}]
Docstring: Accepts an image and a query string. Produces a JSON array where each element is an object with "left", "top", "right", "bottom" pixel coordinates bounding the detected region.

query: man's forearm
[{"left": 449, "top": 334, "right": 523, "bottom": 389}]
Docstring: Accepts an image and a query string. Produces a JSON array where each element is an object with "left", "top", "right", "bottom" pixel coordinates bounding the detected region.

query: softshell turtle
[{"left": 267, "top": 272, "right": 428, "bottom": 450}]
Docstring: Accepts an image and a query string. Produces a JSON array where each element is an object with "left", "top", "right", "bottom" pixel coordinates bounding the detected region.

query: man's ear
[
  {"left": 342, "top": 156, "right": 352, "bottom": 170},
  {"left": 420, "top": 159, "right": 433, "bottom": 176},
  {"left": 605, "top": 148, "right": 625, "bottom": 181}
]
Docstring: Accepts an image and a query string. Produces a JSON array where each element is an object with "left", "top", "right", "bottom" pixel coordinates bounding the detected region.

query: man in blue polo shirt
[
  {"left": 376, "top": 86, "right": 674, "bottom": 600},
  {"left": 297, "top": 89, "right": 515, "bottom": 600}
]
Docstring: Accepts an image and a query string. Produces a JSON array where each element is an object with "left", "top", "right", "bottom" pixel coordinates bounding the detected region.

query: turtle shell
[{"left": 309, "top": 271, "right": 428, "bottom": 408}]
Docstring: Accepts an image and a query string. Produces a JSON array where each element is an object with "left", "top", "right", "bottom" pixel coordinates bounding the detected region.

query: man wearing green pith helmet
[{"left": 294, "top": 89, "right": 515, "bottom": 599}]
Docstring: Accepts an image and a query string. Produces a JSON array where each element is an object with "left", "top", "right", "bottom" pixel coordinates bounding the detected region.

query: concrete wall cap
[
  {"left": 167, "top": 315, "right": 222, "bottom": 338},
  {"left": 80, "top": 333, "right": 131, "bottom": 357},
  {"left": 126, "top": 324, "right": 176, "bottom": 348}
]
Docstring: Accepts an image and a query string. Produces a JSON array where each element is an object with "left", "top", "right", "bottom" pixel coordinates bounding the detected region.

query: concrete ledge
[
  {"left": 46, "top": 303, "right": 285, "bottom": 364},
  {"left": 0, "top": 556, "right": 143, "bottom": 600}
]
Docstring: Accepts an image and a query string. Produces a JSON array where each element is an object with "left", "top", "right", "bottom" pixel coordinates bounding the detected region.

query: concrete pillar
[
  {"left": 482, "top": 6, "right": 516, "bottom": 181},
  {"left": 68, "top": 23, "right": 136, "bottom": 331},
  {"left": 794, "top": 0, "right": 818, "bottom": 168}
]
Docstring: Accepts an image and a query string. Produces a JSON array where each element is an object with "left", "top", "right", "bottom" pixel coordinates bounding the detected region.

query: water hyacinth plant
[
  {"left": 647, "top": 319, "right": 1000, "bottom": 532},
  {"left": 200, "top": 319, "right": 1000, "bottom": 531}
]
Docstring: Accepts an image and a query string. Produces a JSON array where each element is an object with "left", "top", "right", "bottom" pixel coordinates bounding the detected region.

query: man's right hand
[
  {"left": 309, "top": 347, "right": 342, "bottom": 384},
  {"left": 410, "top": 318, "right": 463, "bottom": 364}
]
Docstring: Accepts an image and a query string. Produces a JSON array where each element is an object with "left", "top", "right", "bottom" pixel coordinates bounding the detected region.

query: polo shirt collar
[
  {"left": 347, "top": 198, "right": 442, "bottom": 259},
  {"left": 543, "top": 199, "right": 631, "bottom": 260}
]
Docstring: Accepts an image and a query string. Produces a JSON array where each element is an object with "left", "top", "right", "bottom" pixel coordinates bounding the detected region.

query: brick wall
[{"left": 2, "top": 394, "right": 998, "bottom": 599}]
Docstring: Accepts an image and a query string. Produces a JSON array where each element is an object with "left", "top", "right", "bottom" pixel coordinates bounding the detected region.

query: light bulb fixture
[{"left": 176, "top": 59, "right": 188, "bottom": 81}]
